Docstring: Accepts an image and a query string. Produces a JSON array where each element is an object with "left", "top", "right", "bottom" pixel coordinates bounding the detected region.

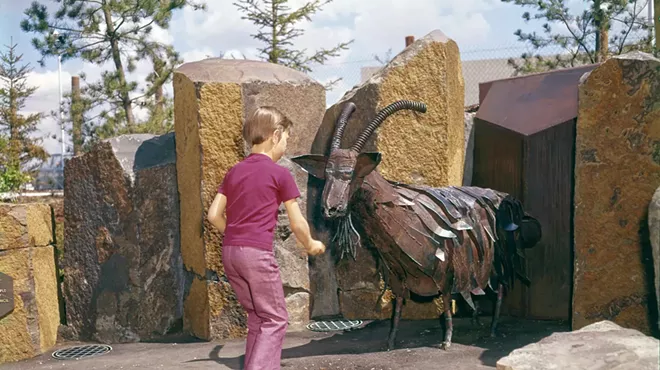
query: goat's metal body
[{"left": 292, "top": 100, "right": 541, "bottom": 351}]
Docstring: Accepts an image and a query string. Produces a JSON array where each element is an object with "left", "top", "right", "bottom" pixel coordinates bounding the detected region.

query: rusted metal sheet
[
  {"left": 0, "top": 272, "right": 14, "bottom": 319},
  {"left": 472, "top": 120, "right": 524, "bottom": 200},
  {"left": 472, "top": 65, "right": 586, "bottom": 319},
  {"left": 522, "top": 121, "right": 576, "bottom": 319},
  {"left": 472, "top": 119, "right": 527, "bottom": 316},
  {"left": 476, "top": 64, "right": 598, "bottom": 136}
]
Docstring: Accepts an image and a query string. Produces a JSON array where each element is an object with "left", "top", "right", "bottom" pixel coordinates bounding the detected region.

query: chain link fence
[{"left": 36, "top": 35, "right": 653, "bottom": 192}]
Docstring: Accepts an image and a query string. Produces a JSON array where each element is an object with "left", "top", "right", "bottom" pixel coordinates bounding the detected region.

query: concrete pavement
[{"left": 0, "top": 318, "right": 568, "bottom": 369}]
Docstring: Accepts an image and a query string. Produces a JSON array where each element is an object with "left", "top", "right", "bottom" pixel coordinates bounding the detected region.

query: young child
[{"left": 206, "top": 106, "right": 325, "bottom": 370}]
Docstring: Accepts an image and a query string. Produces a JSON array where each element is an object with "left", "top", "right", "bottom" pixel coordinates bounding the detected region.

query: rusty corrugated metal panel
[
  {"left": 472, "top": 116, "right": 578, "bottom": 320},
  {"left": 476, "top": 65, "right": 598, "bottom": 136},
  {"left": 522, "top": 120, "right": 576, "bottom": 320},
  {"left": 472, "top": 119, "right": 524, "bottom": 202},
  {"left": 471, "top": 118, "right": 525, "bottom": 316}
]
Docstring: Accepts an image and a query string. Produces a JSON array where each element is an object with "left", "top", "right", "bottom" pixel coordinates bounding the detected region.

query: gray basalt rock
[{"left": 63, "top": 133, "right": 184, "bottom": 343}]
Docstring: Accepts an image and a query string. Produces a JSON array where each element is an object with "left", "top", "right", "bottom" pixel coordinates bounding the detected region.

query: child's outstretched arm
[
  {"left": 284, "top": 199, "right": 326, "bottom": 256},
  {"left": 207, "top": 193, "right": 228, "bottom": 233}
]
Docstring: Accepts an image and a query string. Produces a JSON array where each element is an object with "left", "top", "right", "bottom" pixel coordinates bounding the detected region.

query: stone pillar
[
  {"left": 173, "top": 59, "right": 325, "bottom": 339},
  {"left": 573, "top": 52, "right": 660, "bottom": 334},
  {"left": 309, "top": 29, "right": 465, "bottom": 319},
  {"left": 0, "top": 203, "right": 59, "bottom": 364},
  {"left": 63, "top": 133, "right": 184, "bottom": 343}
]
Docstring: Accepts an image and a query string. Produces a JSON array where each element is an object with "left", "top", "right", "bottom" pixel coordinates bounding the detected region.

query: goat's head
[
  {"left": 292, "top": 100, "right": 426, "bottom": 260},
  {"left": 292, "top": 100, "right": 427, "bottom": 219}
]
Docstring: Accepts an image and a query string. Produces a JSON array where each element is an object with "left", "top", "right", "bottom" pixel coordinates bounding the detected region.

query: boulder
[
  {"left": 573, "top": 52, "right": 660, "bottom": 334},
  {"left": 0, "top": 203, "right": 59, "bottom": 364},
  {"left": 650, "top": 187, "right": 660, "bottom": 332},
  {"left": 308, "top": 29, "right": 465, "bottom": 319},
  {"left": 63, "top": 133, "right": 184, "bottom": 343},
  {"left": 173, "top": 59, "right": 325, "bottom": 339},
  {"left": 285, "top": 292, "right": 311, "bottom": 330},
  {"left": 496, "top": 321, "right": 660, "bottom": 370}
]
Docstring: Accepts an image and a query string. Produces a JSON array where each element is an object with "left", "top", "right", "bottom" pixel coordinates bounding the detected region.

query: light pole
[{"left": 52, "top": 30, "right": 65, "bottom": 173}]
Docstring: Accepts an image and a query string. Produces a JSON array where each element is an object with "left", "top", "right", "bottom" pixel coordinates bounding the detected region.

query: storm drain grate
[
  {"left": 52, "top": 344, "right": 112, "bottom": 360},
  {"left": 306, "top": 319, "right": 363, "bottom": 332}
]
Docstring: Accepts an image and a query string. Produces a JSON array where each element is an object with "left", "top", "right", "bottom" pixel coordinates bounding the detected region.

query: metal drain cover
[
  {"left": 52, "top": 344, "right": 112, "bottom": 360},
  {"left": 306, "top": 319, "right": 363, "bottom": 332}
]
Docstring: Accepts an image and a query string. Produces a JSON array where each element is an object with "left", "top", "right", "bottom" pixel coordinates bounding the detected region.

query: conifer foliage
[{"left": 0, "top": 40, "right": 47, "bottom": 192}]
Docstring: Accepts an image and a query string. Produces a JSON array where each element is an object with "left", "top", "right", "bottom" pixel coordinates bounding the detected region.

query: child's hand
[{"left": 306, "top": 240, "right": 326, "bottom": 256}]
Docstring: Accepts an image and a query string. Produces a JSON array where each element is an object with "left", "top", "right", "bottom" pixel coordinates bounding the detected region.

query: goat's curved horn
[
  {"left": 351, "top": 100, "right": 427, "bottom": 153},
  {"left": 331, "top": 102, "right": 357, "bottom": 151}
]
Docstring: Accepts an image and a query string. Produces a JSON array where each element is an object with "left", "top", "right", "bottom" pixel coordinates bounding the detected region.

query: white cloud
[{"left": 181, "top": 48, "right": 215, "bottom": 63}]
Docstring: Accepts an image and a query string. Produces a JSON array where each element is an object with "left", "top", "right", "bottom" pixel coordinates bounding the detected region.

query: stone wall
[
  {"left": 173, "top": 59, "right": 325, "bottom": 339},
  {"left": 307, "top": 29, "right": 465, "bottom": 319},
  {"left": 63, "top": 133, "right": 184, "bottom": 343},
  {"left": 573, "top": 52, "right": 660, "bottom": 334},
  {"left": 0, "top": 203, "right": 60, "bottom": 364}
]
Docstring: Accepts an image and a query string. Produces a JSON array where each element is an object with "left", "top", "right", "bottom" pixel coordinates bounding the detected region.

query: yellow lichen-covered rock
[
  {"left": 0, "top": 203, "right": 53, "bottom": 250},
  {"left": 309, "top": 29, "right": 465, "bottom": 319},
  {"left": 173, "top": 59, "right": 325, "bottom": 340},
  {"left": 573, "top": 52, "right": 660, "bottom": 334},
  {"left": 0, "top": 245, "right": 60, "bottom": 364}
]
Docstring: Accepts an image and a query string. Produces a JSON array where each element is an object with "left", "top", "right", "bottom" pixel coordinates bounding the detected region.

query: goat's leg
[
  {"left": 490, "top": 283, "right": 504, "bottom": 338},
  {"left": 441, "top": 293, "right": 453, "bottom": 350},
  {"left": 471, "top": 299, "right": 483, "bottom": 327},
  {"left": 387, "top": 295, "right": 404, "bottom": 351}
]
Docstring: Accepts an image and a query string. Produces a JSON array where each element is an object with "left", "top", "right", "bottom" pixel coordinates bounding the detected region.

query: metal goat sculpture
[{"left": 292, "top": 100, "right": 541, "bottom": 350}]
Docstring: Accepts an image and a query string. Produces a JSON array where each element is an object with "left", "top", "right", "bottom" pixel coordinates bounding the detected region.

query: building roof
[{"left": 475, "top": 64, "right": 598, "bottom": 136}]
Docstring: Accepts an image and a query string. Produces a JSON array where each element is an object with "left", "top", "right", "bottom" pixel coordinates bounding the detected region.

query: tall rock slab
[
  {"left": 308, "top": 29, "right": 465, "bottom": 319},
  {"left": 573, "top": 52, "right": 660, "bottom": 334},
  {"left": 173, "top": 59, "right": 325, "bottom": 339},
  {"left": 650, "top": 187, "right": 660, "bottom": 333},
  {"left": 0, "top": 203, "right": 60, "bottom": 364},
  {"left": 63, "top": 133, "right": 184, "bottom": 343}
]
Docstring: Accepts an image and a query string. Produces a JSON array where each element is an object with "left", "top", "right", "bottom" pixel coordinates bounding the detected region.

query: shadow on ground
[{"left": 187, "top": 317, "right": 568, "bottom": 369}]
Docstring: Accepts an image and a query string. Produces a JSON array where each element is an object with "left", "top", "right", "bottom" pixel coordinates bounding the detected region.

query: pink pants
[{"left": 223, "top": 246, "right": 288, "bottom": 370}]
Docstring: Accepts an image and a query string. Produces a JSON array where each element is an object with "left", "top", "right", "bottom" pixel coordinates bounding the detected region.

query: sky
[{"left": 0, "top": 0, "right": 647, "bottom": 156}]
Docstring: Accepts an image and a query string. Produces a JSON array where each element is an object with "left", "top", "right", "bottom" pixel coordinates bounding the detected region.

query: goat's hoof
[
  {"left": 441, "top": 341, "right": 451, "bottom": 350},
  {"left": 387, "top": 342, "right": 395, "bottom": 351},
  {"left": 471, "top": 319, "right": 484, "bottom": 328}
]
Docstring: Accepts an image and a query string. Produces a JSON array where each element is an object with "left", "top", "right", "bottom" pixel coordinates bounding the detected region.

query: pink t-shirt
[{"left": 218, "top": 153, "right": 301, "bottom": 251}]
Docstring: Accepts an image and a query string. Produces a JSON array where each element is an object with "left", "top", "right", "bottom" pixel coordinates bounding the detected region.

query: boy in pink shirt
[{"left": 207, "top": 106, "right": 325, "bottom": 370}]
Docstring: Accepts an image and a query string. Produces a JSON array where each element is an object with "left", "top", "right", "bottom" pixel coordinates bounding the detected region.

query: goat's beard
[{"left": 331, "top": 212, "right": 361, "bottom": 261}]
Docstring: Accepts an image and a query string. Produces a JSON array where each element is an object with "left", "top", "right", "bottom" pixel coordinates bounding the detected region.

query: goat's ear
[
  {"left": 291, "top": 154, "right": 327, "bottom": 179},
  {"left": 355, "top": 152, "right": 381, "bottom": 178}
]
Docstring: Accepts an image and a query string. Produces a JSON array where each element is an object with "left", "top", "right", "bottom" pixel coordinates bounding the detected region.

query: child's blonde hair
[{"left": 243, "top": 106, "right": 293, "bottom": 146}]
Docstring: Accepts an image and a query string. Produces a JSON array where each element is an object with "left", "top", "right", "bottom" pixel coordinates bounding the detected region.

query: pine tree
[
  {"left": 234, "top": 0, "right": 352, "bottom": 87},
  {"left": 0, "top": 40, "right": 48, "bottom": 192},
  {"left": 21, "top": 0, "right": 204, "bottom": 136},
  {"left": 503, "top": 0, "right": 654, "bottom": 75}
]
